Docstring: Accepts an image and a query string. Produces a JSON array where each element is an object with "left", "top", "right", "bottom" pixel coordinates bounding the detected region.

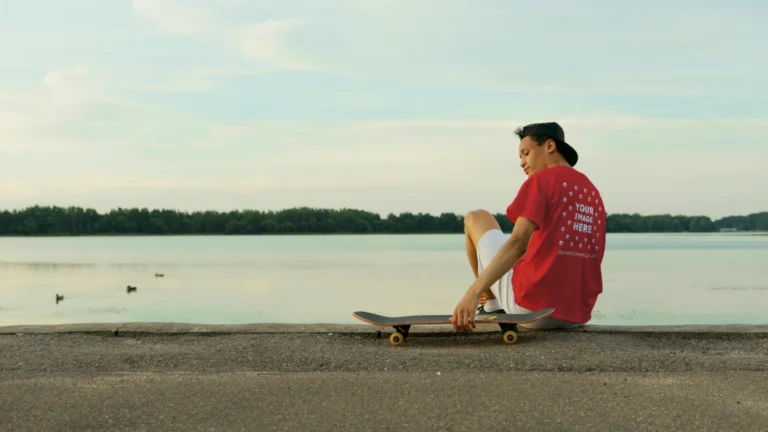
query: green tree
[{"left": 0, "top": 205, "right": 764, "bottom": 236}]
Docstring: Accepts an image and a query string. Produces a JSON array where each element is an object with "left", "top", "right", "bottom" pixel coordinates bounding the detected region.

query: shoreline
[
  {"left": 2, "top": 322, "right": 767, "bottom": 335},
  {"left": 1, "top": 231, "right": 767, "bottom": 238}
]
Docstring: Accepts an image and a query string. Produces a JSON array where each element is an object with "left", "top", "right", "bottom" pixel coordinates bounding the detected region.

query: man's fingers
[
  {"left": 460, "top": 310, "right": 473, "bottom": 332},
  {"left": 451, "top": 305, "right": 478, "bottom": 332}
]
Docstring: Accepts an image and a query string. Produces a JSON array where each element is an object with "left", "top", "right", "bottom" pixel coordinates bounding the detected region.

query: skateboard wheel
[
  {"left": 390, "top": 332, "right": 405, "bottom": 346},
  {"left": 503, "top": 330, "right": 518, "bottom": 345}
]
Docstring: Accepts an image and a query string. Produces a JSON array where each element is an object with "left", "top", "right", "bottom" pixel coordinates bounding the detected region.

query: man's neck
[{"left": 545, "top": 159, "right": 571, "bottom": 169}]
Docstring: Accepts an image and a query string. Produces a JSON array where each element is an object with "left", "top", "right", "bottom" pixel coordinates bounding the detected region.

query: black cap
[{"left": 518, "top": 122, "right": 578, "bottom": 167}]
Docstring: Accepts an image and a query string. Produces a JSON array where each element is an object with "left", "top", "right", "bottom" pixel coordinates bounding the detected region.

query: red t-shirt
[{"left": 506, "top": 165, "right": 606, "bottom": 323}]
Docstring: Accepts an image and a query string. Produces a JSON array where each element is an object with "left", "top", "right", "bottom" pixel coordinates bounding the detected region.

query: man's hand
[
  {"left": 450, "top": 217, "right": 538, "bottom": 333},
  {"left": 450, "top": 290, "right": 480, "bottom": 332}
]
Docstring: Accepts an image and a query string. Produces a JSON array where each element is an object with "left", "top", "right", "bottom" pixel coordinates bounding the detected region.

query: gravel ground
[
  {"left": 1, "top": 329, "right": 766, "bottom": 373},
  {"left": 0, "top": 328, "right": 766, "bottom": 431}
]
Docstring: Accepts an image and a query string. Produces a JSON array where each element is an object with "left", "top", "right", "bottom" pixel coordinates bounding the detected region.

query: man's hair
[{"left": 514, "top": 126, "right": 551, "bottom": 146}]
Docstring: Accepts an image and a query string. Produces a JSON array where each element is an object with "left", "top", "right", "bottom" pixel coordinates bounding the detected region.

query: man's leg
[
  {"left": 466, "top": 231, "right": 491, "bottom": 307},
  {"left": 465, "top": 211, "right": 586, "bottom": 329},
  {"left": 464, "top": 209, "right": 506, "bottom": 311},
  {"left": 465, "top": 231, "right": 480, "bottom": 279}
]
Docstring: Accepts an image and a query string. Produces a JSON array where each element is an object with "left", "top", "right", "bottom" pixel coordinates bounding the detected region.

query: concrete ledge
[{"left": 1, "top": 322, "right": 767, "bottom": 335}]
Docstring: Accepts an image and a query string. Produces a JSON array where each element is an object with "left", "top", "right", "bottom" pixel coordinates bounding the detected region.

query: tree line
[{"left": 0, "top": 205, "right": 766, "bottom": 236}]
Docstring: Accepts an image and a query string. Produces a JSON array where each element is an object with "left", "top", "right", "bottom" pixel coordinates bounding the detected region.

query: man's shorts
[
  {"left": 476, "top": 229, "right": 583, "bottom": 330},
  {"left": 476, "top": 229, "right": 532, "bottom": 315}
]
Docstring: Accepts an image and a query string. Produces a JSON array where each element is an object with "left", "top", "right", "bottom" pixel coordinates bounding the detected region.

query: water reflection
[
  {"left": 51, "top": 307, "right": 127, "bottom": 317},
  {"left": 0, "top": 234, "right": 767, "bottom": 326},
  {"left": 709, "top": 286, "right": 768, "bottom": 291}
]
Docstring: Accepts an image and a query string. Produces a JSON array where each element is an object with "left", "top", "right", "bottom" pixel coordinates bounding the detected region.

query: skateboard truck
[
  {"left": 498, "top": 323, "right": 519, "bottom": 344},
  {"left": 390, "top": 325, "right": 411, "bottom": 345},
  {"left": 389, "top": 323, "right": 518, "bottom": 346}
]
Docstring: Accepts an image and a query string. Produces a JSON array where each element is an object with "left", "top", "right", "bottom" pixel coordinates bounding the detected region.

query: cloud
[
  {"left": 209, "top": 2, "right": 765, "bottom": 97},
  {"left": 0, "top": 66, "right": 211, "bottom": 153},
  {"left": 130, "top": 3, "right": 317, "bottom": 77},
  {"left": 0, "top": 66, "right": 106, "bottom": 152},
  {"left": 131, "top": 0, "right": 210, "bottom": 36},
  {"left": 238, "top": 19, "right": 319, "bottom": 71},
  {"left": 4, "top": 1, "right": 767, "bottom": 218},
  {"left": 2, "top": 175, "right": 275, "bottom": 196},
  {"left": 186, "top": 114, "right": 768, "bottom": 215},
  {"left": 118, "top": 69, "right": 216, "bottom": 93},
  {"left": 4, "top": 109, "right": 768, "bottom": 217},
  {"left": 41, "top": 66, "right": 109, "bottom": 119},
  {"left": 347, "top": 120, "right": 521, "bottom": 130},
  {"left": 43, "top": 65, "right": 93, "bottom": 91}
]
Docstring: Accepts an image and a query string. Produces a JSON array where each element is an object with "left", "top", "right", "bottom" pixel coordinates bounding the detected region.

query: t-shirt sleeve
[{"left": 506, "top": 174, "right": 549, "bottom": 229}]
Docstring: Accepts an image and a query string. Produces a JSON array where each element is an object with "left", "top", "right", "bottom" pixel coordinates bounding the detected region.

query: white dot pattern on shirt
[{"left": 557, "top": 180, "right": 604, "bottom": 258}]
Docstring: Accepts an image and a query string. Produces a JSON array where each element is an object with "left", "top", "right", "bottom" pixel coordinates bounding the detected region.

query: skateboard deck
[{"left": 353, "top": 308, "right": 555, "bottom": 345}]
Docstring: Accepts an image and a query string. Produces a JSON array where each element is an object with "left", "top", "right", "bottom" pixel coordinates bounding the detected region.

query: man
[{"left": 450, "top": 122, "right": 606, "bottom": 332}]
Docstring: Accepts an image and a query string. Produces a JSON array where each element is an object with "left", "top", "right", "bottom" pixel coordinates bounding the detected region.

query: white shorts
[
  {"left": 476, "top": 229, "right": 532, "bottom": 315},
  {"left": 476, "top": 229, "right": 584, "bottom": 330}
]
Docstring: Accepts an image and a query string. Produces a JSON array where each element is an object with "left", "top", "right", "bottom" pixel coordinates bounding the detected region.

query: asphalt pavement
[{"left": 1, "top": 324, "right": 766, "bottom": 431}]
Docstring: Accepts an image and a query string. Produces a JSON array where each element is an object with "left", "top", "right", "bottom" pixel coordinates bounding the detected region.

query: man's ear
[{"left": 546, "top": 139, "right": 558, "bottom": 154}]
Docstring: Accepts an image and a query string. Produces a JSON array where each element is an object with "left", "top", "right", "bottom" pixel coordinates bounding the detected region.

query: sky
[{"left": 1, "top": 0, "right": 767, "bottom": 219}]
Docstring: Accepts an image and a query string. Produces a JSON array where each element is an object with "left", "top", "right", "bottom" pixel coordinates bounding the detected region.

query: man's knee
[
  {"left": 464, "top": 209, "right": 501, "bottom": 242},
  {"left": 464, "top": 209, "right": 493, "bottom": 229}
]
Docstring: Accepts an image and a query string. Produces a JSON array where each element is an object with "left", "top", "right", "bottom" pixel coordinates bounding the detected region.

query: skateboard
[{"left": 353, "top": 308, "right": 555, "bottom": 345}]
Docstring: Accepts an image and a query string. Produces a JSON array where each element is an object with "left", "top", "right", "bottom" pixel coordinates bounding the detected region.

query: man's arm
[
  {"left": 451, "top": 216, "right": 538, "bottom": 331},
  {"left": 468, "top": 217, "right": 538, "bottom": 296}
]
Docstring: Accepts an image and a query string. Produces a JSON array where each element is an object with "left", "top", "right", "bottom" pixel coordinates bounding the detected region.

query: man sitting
[{"left": 450, "top": 122, "right": 607, "bottom": 332}]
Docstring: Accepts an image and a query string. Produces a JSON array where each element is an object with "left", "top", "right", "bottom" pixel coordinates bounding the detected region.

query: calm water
[{"left": 0, "top": 234, "right": 767, "bottom": 327}]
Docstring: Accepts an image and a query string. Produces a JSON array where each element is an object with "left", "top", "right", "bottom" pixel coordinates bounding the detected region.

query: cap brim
[{"left": 556, "top": 140, "right": 578, "bottom": 167}]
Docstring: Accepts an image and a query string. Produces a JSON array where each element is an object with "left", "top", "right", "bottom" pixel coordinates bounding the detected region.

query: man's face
[{"left": 519, "top": 136, "right": 556, "bottom": 176}]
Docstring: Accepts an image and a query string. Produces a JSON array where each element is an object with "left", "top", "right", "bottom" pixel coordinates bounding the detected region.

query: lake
[{"left": 0, "top": 233, "right": 767, "bottom": 327}]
